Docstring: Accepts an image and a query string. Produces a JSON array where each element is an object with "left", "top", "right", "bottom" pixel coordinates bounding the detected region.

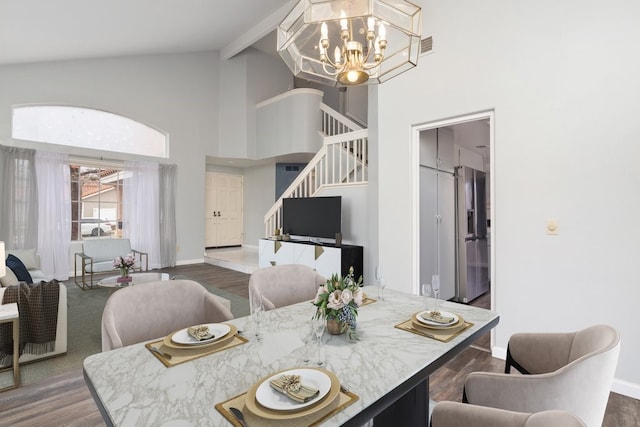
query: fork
[{"left": 148, "top": 345, "right": 172, "bottom": 360}]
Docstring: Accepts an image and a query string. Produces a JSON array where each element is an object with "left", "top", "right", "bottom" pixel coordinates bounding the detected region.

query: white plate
[
  {"left": 416, "top": 310, "right": 459, "bottom": 327},
  {"left": 255, "top": 368, "right": 332, "bottom": 411},
  {"left": 171, "top": 323, "right": 231, "bottom": 346}
]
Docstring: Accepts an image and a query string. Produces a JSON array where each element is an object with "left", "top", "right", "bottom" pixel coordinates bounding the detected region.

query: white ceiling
[{"left": 0, "top": 0, "right": 291, "bottom": 65}]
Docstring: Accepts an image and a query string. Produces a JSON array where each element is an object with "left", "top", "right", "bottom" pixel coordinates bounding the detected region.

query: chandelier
[{"left": 277, "top": 0, "right": 422, "bottom": 86}]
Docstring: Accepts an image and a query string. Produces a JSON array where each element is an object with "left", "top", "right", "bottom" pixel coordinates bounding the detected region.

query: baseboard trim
[
  {"left": 612, "top": 379, "right": 640, "bottom": 400},
  {"left": 492, "top": 345, "right": 507, "bottom": 360},
  {"left": 177, "top": 258, "right": 204, "bottom": 266}
]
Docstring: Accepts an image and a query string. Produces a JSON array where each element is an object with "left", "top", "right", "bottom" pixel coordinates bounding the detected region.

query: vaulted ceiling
[{"left": 0, "top": 0, "right": 292, "bottom": 65}]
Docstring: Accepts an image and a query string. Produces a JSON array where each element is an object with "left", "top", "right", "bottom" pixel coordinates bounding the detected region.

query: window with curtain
[{"left": 69, "top": 163, "right": 125, "bottom": 241}]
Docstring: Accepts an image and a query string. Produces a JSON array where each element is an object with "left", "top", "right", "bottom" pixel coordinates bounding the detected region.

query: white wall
[
  {"left": 0, "top": 52, "right": 220, "bottom": 264},
  {"left": 375, "top": 0, "right": 640, "bottom": 395},
  {"left": 242, "top": 163, "right": 276, "bottom": 247},
  {"left": 218, "top": 48, "right": 293, "bottom": 159}
]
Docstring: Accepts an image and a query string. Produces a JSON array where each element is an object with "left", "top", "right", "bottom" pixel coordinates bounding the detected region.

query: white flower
[
  {"left": 340, "top": 289, "right": 353, "bottom": 305},
  {"left": 353, "top": 288, "right": 364, "bottom": 306},
  {"left": 313, "top": 285, "right": 327, "bottom": 304},
  {"left": 327, "top": 290, "right": 345, "bottom": 310}
]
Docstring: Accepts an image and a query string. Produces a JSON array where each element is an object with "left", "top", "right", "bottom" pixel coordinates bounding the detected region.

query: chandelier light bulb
[
  {"left": 367, "top": 17, "right": 375, "bottom": 32},
  {"left": 347, "top": 70, "right": 360, "bottom": 83},
  {"left": 321, "top": 22, "right": 328, "bottom": 39},
  {"left": 379, "top": 23, "right": 387, "bottom": 41},
  {"left": 340, "top": 11, "right": 348, "bottom": 31},
  {"left": 334, "top": 46, "right": 342, "bottom": 64}
]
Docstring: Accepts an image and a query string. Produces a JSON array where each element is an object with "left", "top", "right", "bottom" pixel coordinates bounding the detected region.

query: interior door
[{"left": 205, "top": 172, "right": 243, "bottom": 248}]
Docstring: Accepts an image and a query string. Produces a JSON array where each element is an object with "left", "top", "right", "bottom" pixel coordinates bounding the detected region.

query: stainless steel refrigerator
[{"left": 455, "top": 166, "right": 489, "bottom": 302}]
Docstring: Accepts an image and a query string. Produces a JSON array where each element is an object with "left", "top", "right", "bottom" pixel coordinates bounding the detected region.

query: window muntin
[
  {"left": 70, "top": 164, "right": 125, "bottom": 241},
  {"left": 12, "top": 105, "right": 167, "bottom": 158}
]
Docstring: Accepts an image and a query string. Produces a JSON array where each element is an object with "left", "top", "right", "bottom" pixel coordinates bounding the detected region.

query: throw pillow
[
  {"left": 5, "top": 254, "right": 33, "bottom": 284},
  {"left": 0, "top": 267, "right": 19, "bottom": 287}
]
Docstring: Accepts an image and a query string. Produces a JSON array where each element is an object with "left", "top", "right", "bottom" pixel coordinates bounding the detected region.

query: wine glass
[
  {"left": 312, "top": 317, "right": 326, "bottom": 367},
  {"left": 431, "top": 274, "right": 440, "bottom": 312},
  {"left": 250, "top": 292, "right": 265, "bottom": 342},
  {"left": 421, "top": 283, "right": 433, "bottom": 312},
  {"left": 375, "top": 265, "right": 387, "bottom": 301},
  {"left": 298, "top": 321, "right": 312, "bottom": 365}
]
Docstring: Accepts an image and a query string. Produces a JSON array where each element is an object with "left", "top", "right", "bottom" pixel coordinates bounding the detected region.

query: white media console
[{"left": 258, "top": 238, "right": 364, "bottom": 281}]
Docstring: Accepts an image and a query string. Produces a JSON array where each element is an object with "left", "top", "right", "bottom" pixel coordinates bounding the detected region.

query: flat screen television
[{"left": 282, "top": 196, "right": 341, "bottom": 239}]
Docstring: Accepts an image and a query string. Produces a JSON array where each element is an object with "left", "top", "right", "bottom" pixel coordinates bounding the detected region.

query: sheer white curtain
[
  {"left": 159, "top": 164, "right": 177, "bottom": 267},
  {"left": 35, "top": 151, "right": 71, "bottom": 280},
  {"left": 0, "top": 145, "right": 38, "bottom": 249},
  {"left": 123, "top": 161, "right": 161, "bottom": 270}
]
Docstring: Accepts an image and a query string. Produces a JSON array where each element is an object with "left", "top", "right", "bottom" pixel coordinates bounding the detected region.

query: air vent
[{"left": 420, "top": 36, "right": 433, "bottom": 54}]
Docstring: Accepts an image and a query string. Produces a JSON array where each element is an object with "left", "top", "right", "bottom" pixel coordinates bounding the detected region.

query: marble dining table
[{"left": 83, "top": 288, "right": 499, "bottom": 426}]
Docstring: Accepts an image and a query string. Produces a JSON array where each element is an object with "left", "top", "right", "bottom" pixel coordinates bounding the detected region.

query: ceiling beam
[{"left": 220, "top": 0, "right": 297, "bottom": 60}]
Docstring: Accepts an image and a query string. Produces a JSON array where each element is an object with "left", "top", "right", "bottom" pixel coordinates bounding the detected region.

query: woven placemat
[
  {"left": 395, "top": 319, "right": 474, "bottom": 343},
  {"left": 216, "top": 387, "right": 358, "bottom": 426},
  {"left": 145, "top": 333, "right": 248, "bottom": 367},
  {"left": 361, "top": 297, "right": 377, "bottom": 306}
]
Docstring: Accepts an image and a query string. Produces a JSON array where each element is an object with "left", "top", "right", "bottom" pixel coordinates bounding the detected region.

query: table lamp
[{"left": 0, "top": 241, "right": 5, "bottom": 278}]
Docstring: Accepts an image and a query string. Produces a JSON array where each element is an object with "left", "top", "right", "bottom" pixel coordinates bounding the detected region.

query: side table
[{"left": 0, "top": 302, "right": 19, "bottom": 391}]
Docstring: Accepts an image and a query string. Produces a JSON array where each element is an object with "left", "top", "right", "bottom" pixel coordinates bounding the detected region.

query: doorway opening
[{"left": 412, "top": 111, "right": 494, "bottom": 350}]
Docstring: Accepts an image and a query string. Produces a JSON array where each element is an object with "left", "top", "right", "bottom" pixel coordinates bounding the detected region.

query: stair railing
[{"left": 264, "top": 128, "right": 368, "bottom": 236}]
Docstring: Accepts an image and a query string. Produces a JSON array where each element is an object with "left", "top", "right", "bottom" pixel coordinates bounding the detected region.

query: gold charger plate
[
  {"left": 162, "top": 324, "right": 238, "bottom": 350},
  {"left": 245, "top": 367, "right": 341, "bottom": 420},
  {"left": 411, "top": 312, "right": 465, "bottom": 331}
]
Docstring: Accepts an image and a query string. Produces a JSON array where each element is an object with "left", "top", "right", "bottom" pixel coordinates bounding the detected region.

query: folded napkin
[
  {"left": 424, "top": 311, "right": 455, "bottom": 324},
  {"left": 269, "top": 374, "right": 320, "bottom": 403},
  {"left": 187, "top": 325, "right": 214, "bottom": 341}
]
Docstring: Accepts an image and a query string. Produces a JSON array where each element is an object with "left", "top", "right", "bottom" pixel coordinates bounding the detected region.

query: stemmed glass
[
  {"left": 250, "top": 292, "right": 265, "bottom": 342},
  {"left": 431, "top": 274, "right": 440, "bottom": 312},
  {"left": 375, "top": 265, "right": 387, "bottom": 301},
  {"left": 421, "top": 283, "right": 433, "bottom": 312},
  {"left": 312, "top": 317, "right": 326, "bottom": 367},
  {"left": 298, "top": 322, "right": 312, "bottom": 365}
]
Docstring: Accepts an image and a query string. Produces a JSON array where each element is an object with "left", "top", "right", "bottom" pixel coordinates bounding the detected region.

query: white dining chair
[
  {"left": 248, "top": 264, "right": 326, "bottom": 313},
  {"left": 101, "top": 279, "right": 233, "bottom": 351},
  {"left": 462, "top": 324, "right": 620, "bottom": 427}
]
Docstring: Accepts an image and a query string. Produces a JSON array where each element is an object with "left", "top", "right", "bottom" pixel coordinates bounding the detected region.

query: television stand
[{"left": 258, "top": 238, "right": 364, "bottom": 281}]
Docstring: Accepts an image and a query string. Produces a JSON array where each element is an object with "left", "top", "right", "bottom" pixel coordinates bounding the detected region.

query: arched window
[{"left": 12, "top": 105, "right": 167, "bottom": 158}]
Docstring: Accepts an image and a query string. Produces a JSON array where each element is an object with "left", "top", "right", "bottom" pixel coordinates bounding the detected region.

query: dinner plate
[
  {"left": 245, "top": 368, "right": 340, "bottom": 420},
  {"left": 416, "top": 310, "right": 459, "bottom": 327},
  {"left": 412, "top": 312, "right": 464, "bottom": 330},
  {"left": 255, "top": 368, "right": 332, "bottom": 411},
  {"left": 171, "top": 323, "right": 231, "bottom": 346},
  {"left": 162, "top": 324, "right": 238, "bottom": 350}
]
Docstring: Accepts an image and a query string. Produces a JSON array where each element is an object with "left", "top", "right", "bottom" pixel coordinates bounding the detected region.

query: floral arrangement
[
  {"left": 113, "top": 253, "right": 135, "bottom": 277},
  {"left": 313, "top": 266, "right": 364, "bottom": 339}
]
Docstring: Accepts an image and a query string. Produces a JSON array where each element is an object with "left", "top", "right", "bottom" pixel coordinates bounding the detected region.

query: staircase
[{"left": 264, "top": 103, "right": 369, "bottom": 236}]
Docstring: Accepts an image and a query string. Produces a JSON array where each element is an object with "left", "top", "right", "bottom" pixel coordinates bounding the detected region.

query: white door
[{"left": 205, "top": 172, "right": 243, "bottom": 248}]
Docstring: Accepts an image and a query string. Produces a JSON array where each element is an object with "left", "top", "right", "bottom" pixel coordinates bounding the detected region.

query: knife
[{"left": 229, "top": 407, "right": 248, "bottom": 427}]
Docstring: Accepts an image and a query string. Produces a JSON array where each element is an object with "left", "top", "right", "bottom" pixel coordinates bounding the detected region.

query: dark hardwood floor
[{"left": 1, "top": 263, "right": 638, "bottom": 426}]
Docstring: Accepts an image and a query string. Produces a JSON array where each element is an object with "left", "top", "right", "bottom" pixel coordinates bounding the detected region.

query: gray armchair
[
  {"left": 248, "top": 264, "right": 326, "bottom": 313},
  {"left": 463, "top": 324, "right": 620, "bottom": 427},
  {"left": 431, "top": 401, "right": 586, "bottom": 427},
  {"left": 101, "top": 279, "right": 233, "bottom": 351}
]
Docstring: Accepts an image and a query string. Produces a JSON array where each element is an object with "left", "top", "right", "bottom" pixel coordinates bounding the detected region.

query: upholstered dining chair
[
  {"left": 248, "top": 264, "right": 326, "bottom": 313},
  {"left": 431, "top": 401, "right": 586, "bottom": 427},
  {"left": 463, "top": 324, "right": 620, "bottom": 427},
  {"left": 101, "top": 279, "right": 233, "bottom": 351}
]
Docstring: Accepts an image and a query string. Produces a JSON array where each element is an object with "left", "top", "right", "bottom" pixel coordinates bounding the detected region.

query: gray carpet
[{"left": 0, "top": 278, "right": 250, "bottom": 388}]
